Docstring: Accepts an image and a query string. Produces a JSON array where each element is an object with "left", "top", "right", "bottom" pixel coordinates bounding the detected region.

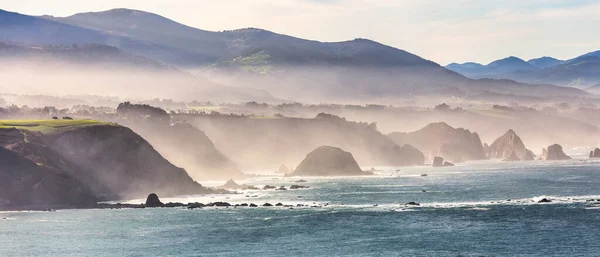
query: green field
[{"left": 0, "top": 119, "right": 112, "bottom": 133}]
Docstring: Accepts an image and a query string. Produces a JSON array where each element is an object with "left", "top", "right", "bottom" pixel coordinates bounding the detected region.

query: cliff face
[
  {"left": 290, "top": 146, "right": 369, "bottom": 177},
  {"left": 118, "top": 120, "right": 243, "bottom": 180},
  {"left": 189, "top": 115, "right": 424, "bottom": 170},
  {"left": 388, "top": 122, "right": 486, "bottom": 162},
  {"left": 0, "top": 123, "right": 211, "bottom": 209}
]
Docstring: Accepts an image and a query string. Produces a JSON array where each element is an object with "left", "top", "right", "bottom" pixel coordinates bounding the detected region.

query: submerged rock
[
  {"left": 290, "top": 146, "right": 371, "bottom": 176},
  {"left": 145, "top": 193, "right": 164, "bottom": 207},
  {"left": 405, "top": 202, "right": 420, "bottom": 206},
  {"left": 541, "top": 144, "right": 571, "bottom": 160},
  {"left": 538, "top": 198, "right": 552, "bottom": 203}
]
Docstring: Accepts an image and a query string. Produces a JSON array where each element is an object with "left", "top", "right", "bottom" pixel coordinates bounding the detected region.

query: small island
[{"left": 289, "top": 146, "right": 373, "bottom": 176}]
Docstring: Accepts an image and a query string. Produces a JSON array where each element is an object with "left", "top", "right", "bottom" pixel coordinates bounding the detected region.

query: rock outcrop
[
  {"left": 541, "top": 144, "right": 571, "bottom": 160},
  {"left": 432, "top": 156, "right": 454, "bottom": 167},
  {"left": 145, "top": 193, "right": 163, "bottom": 207},
  {"left": 289, "top": 146, "right": 371, "bottom": 176},
  {"left": 0, "top": 123, "right": 213, "bottom": 209},
  {"left": 504, "top": 151, "right": 521, "bottom": 161},
  {"left": 590, "top": 148, "right": 600, "bottom": 158},
  {"left": 487, "top": 129, "right": 534, "bottom": 160},
  {"left": 388, "top": 122, "right": 486, "bottom": 162}
]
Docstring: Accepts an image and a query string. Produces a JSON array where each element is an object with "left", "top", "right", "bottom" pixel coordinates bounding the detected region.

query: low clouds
[{"left": 4, "top": 0, "right": 600, "bottom": 64}]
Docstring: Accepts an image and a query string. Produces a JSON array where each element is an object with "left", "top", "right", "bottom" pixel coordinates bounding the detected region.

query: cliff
[
  {"left": 388, "top": 122, "right": 485, "bottom": 162},
  {"left": 117, "top": 120, "right": 243, "bottom": 180},
  {"left": 0, "top": 120, "right": 212, "bottom": 209}
]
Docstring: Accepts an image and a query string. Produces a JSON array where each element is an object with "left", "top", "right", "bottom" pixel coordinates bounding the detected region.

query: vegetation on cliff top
[{"left": 0, "top": 119, "right": 113, "bottom": 133}]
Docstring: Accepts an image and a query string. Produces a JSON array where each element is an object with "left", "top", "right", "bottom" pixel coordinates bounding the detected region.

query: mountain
[
  {"left": 46, "top": 8, "right": 225, "bottom": 67},
  {"left": 448, "top": 51, "right": 600, "bottom": 88},
  {"left": 586, "top": 83, "right": 600, "bottom": 94},
  {"left": 0, "top": 41, "right": 171, "bottom": 70},
  {"left": 1, "top": 8, "right": 590, "bottom": 101},
  {"left": 0, "top": 9, "right": 175, "bottom": 64},
  {"left": 445, "top": 56, "right": 538, "bottom": 79},
  {"left": 527, "top": 57, "right": 564, "bottom": 69}
]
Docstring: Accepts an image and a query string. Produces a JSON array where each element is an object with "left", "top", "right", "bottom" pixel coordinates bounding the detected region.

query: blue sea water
[{"left": 2, "top": 158, "right": 600, "bottom": 256}]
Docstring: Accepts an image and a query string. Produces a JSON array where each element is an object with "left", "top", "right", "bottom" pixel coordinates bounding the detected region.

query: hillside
[
  {"left": 184, "top": 113, "right": 425, "bottom": 170},
  {"left": 0, "top": 120, "right": 212, "bottom": 209},
  {"left": 117, "top": 120, "right": 243, "bottom": 181},
  {"left": 388, "top": 122, "right": 486, "bottom": 162}
]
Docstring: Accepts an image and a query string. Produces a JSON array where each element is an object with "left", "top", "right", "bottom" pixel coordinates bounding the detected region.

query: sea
[{"left": 2, "top": 149, "right": 600, "bottom": 257}]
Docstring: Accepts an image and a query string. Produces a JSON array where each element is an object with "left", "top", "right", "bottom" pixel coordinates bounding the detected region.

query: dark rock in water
[
  {"left": 275, "top": 203, "right": 283, "bottom": 206},
  {"left": 432, "top": 156, "right": 445, "bottom": 167},
  {"left": 405, "top": 202, "right": 420, "bottom": 206},
  {"left": 275, "top": 164, "right": 291, "bottom": 174},
  {"left": 164, "top": 202, "right": 185, "bottom": 208},
  {"left": 421, "top": 174, "right": 428, "bottom": 177},
  {"left": 290, "top": 146, "right": 371, "bottom": 176},
  {"left": 488, "top": 129, "right": 533, "bottom": 161},
  {"left": 145, "top": 193, "right": 164, "bottom": 207},
  {"left": 240, "top": 203, "right": 249, "bottom": 207},
  {"left": 295, "top": 179, "right": 308, "bottom": 183},
  {"left": 538, "top": 198, "right": 552, "bottom": 203},
  {"left": 504, "top": 151, "right": 521, "bottom": 161},
  {"left": 249, "top": 203, "right": 258, "bottom": 207},
  {"left": 211, "top": 202, "right": 231, "bottom": 207},
  {"left": 290, "top": 185, "right": 309, "bottom": 190},
  {"left": 541, "top": 144, "right": 571, "bottom": 160},
  {"left": 263, "top": 203, "right": 273, "bottom": 207},
  {"left": 443, "top": 161, "right": 455, "bottom": 167},
  {"left": 263, "top": 185, "right": 276, "bottom": 190},
  {"left": 590, "top": 148, "right": 600, "bottom": 158},
  {"left": 276, "top": 186, "right": 287, "bottom": 191}
]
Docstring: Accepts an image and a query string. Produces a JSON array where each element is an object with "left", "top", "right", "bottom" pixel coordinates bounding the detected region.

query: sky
[{"left": 2, "top": 0, "right": 599, "bottom": 65}]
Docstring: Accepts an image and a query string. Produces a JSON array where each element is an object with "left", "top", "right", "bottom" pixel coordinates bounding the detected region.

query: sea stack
[
  {"left": 541, "top": 144, "right": 571, "bottom": 160},
  {"left": 290, "top": 146, "right": 371, "bottom": 176},
  {"left": 590, "top": 148, "right": 600, "bottom": 158},
  {"left": 487, "top": 129, "right": 533, "bottom": 160},
  {"left": 432, "top": 156, "right": 454, "bottom": 167},
  {"left": 145, "top": 193, "right": 164, "bottom": 207}
]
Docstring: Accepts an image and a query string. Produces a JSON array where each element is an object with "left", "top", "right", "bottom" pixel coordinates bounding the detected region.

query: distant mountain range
[
  {"left": 0, "top": 8, "right": 592, "bottom": 101},
  {"left": 446, "top": 51, "right": 600, "bottom": 89}
]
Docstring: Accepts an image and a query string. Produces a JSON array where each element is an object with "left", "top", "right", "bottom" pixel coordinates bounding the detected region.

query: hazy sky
[{"left": 2, "top": 0, "right": 599, "bottom": 65}]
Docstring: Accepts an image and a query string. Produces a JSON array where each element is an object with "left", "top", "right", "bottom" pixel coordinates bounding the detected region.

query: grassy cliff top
[{"left": 0, "top": 119, "right": 114, "bottom": 133}]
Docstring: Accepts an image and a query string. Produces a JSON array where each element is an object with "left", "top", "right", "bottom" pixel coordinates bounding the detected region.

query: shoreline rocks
[{"left": 590, "top": 148, "right": 600, "bottom": 158}]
